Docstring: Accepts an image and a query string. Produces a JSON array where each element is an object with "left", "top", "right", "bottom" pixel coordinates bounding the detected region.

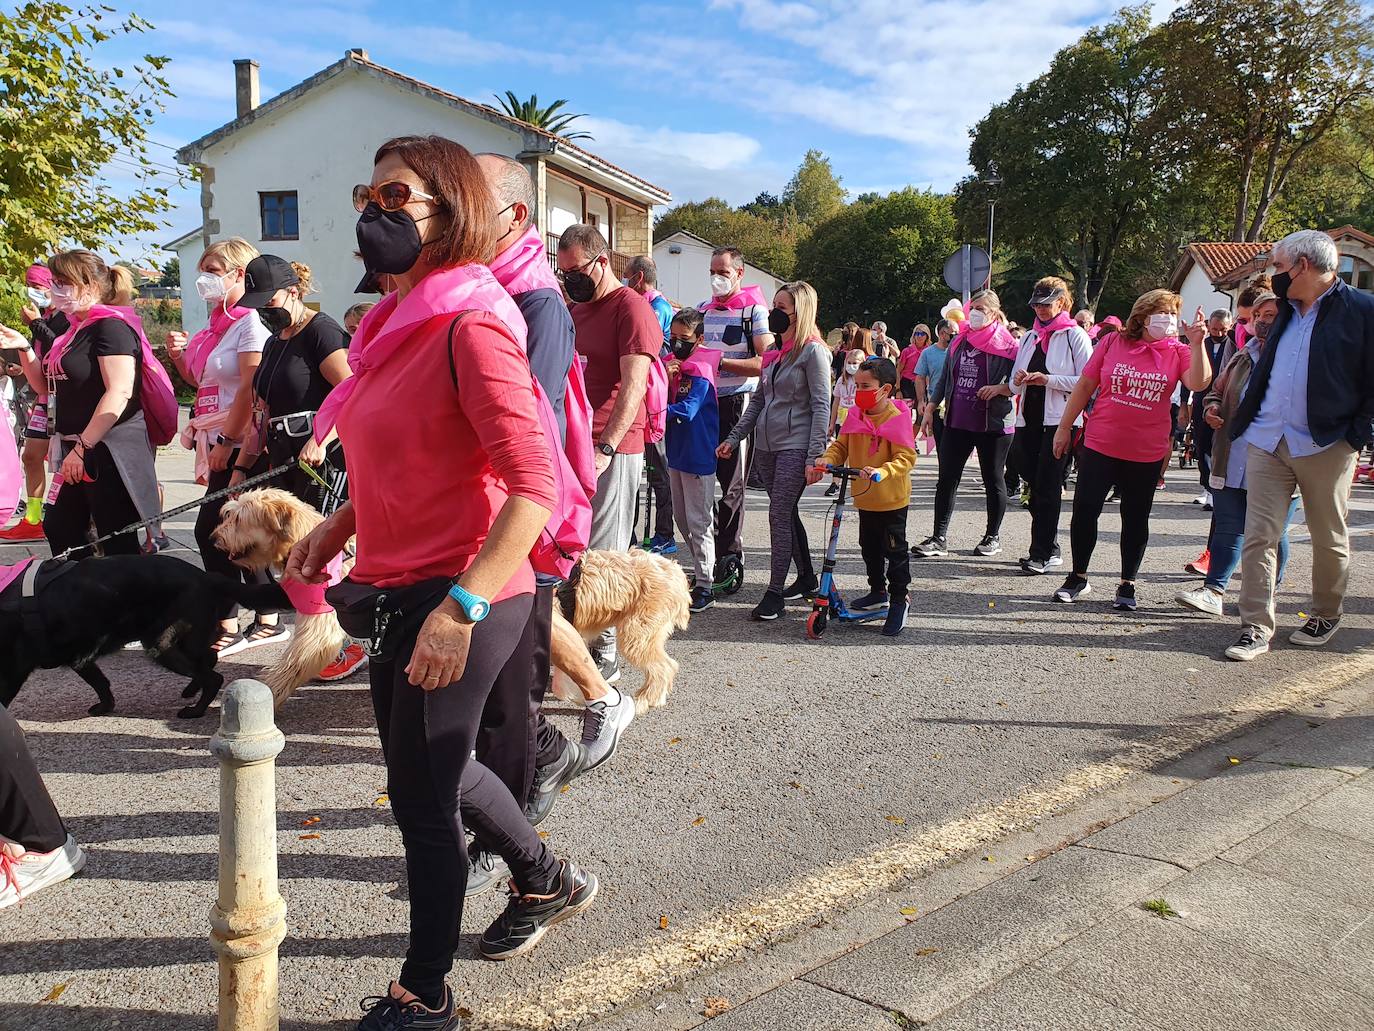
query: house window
[
  {"left": 1339, "top": 255, "right": 1374, "bottom": 293},
  {"left": 259, "top": 191, "right": 299, "bottom": 241}
]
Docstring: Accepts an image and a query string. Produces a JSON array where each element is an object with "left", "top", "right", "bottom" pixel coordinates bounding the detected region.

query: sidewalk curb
[{"left": 582, "top": 671, "right": 1374, "bottom": 1030}]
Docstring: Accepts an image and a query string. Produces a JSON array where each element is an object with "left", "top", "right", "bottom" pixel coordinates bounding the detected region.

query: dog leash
[{"left": 48, "top": 459, "right": 300, "bottom": 561}]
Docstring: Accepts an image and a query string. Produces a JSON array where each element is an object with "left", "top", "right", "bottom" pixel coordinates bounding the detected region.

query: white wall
[
  {"left": 188, "top": 70, "right": 526, "bottom": 331},
  {"left": 547, "top": 176, "right": 582, "bottom": 240},
  {"left": 174, "top": 237, "right": 210, "bottom": 335},
  {"left": 651, "top": 234, "right": 785, "bottom": 308},
  {"left": 1178, "top": 264, "right": 1238, "bottom": 322}
]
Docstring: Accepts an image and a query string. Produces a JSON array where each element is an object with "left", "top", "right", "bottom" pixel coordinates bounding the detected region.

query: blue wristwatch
[{"left": 446, "top": 582, "right": 490, "bottom": 624}]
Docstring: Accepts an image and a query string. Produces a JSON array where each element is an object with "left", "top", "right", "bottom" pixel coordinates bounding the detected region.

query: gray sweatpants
[
  {"left": 590, "top": 451, "right": 642, "bottom": 665},
  {"left": 669, "top": 468, "right": 715, "bottom": 586}
]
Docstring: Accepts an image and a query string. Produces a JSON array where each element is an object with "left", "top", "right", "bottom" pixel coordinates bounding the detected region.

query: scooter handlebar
[{"left": 822, "top": 464, "right": 882, "bottom": 482}]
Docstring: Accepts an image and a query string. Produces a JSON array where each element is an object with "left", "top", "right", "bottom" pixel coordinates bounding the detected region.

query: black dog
[{"left": 0, "top": 554, "right": 233, "bottom": 719}]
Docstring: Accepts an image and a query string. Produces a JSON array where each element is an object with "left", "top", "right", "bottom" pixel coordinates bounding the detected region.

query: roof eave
[{"left": 545, "top": 141, "right": 671, "bottom": 207}]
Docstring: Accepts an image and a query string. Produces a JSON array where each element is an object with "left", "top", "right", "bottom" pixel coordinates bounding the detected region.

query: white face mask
[
  {"left": 967, "top": 309, "right": 989, "bottom": 330},
  {"left": 709, "top": 273, "right": 733, "bottom": 298},
  {"left": 1147, "top": 313, "right": 1178, "bottom": 339},
  {"left": 844, "top": 363, "right": 860, "bottom": 375},
  {"left": 26, "top": 287, "right": 51, "bottom": 309},
  {"left": 196, "top": 271, "right": 229, "bottom": 301},
  {"left": 49, "top": 284, "right": 78, "bottom": 313}
]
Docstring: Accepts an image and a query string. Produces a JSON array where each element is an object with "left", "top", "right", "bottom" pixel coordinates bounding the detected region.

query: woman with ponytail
[{"left": 166, "top": 237, "right": 284, "bottom": 655}]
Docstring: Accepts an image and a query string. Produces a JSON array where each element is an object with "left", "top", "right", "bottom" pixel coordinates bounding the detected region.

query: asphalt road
[{"left": 2, "top": 443, "right": 1372, "bottom": 1029}]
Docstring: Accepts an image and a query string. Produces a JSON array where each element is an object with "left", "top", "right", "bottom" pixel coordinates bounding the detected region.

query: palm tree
[{"left": 493, "top": 92, "right": 594, "bottom": 141}]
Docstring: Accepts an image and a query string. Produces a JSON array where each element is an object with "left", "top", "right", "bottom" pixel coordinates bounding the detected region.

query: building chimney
[
  {"left": 233, "top": 59, "right": 260, "bottom": 119},
  {"left": 346, "top": 48, "right": 369, "bottom": 62}
]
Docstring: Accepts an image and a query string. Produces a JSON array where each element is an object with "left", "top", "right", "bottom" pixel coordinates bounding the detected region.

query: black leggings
[
  {"left": 0, "top": 703, "right": 66, "bottom": 853},
  {"left": 195, "top": 451, "right": 274, "bottom": 621},
  {"left": 1069, "top": 447, "right": 1161, "bottom": 581},
  {"left": 43, "top": 442, "right": 143, "bottom": 558},
  {"left": 932, "top": 426, "right": 1012, "bottom": 539},
  {"left": 370, "top": 593, "right": 559, "bottom": 1006},
  {"left": 1015, "top": 425, "right": 1071, "bottom": 562}
]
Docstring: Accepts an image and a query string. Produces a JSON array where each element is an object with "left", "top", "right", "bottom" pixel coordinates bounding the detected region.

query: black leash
[{"left": 50, "top": 460, "right": 298, "bottom": 561}]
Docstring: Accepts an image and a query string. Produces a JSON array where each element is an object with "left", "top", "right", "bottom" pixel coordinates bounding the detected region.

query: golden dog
[{"left": 216, "top": 489, "right": 692, "bottom": 714}]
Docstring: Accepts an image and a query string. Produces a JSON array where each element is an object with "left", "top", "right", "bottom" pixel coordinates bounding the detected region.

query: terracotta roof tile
[{"left": 1187, "top": 242, "right": 1273, "bottom": 283}]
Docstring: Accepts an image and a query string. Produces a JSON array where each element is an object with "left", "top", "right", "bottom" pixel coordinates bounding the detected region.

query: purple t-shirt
[{"left": 946, "top": 344, "right": 990, "bottom": 432}]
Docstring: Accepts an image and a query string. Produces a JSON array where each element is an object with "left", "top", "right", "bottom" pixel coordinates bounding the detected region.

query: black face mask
[
  {"left": 767, "top": 307, "right": 792, "bottom": 335},
  {"left": 259, "top": 305, "right": 293, "bottom": 334},
  {"left": 563, "top": 266, "right": 599, "bottom": 304},
  {"left": 356, "top": 202, "right": 425, "bottom": 276},
  {"left": 670, "top": 337, "right": 697, "bottom": 361},
  {"left": 1253, "top": 319, "right": 1275, "bottom": 342},
  {"left": 1272, "top": 269, "right": 1293, "bottom": 300}
]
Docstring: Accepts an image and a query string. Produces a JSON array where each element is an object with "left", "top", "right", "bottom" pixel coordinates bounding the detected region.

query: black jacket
[
  {"left": 1230, "top": 278, "right": 1374, "bottom": 449},
  {"left": 930, "top": 338, "right": 1015, "bottom": 433}
]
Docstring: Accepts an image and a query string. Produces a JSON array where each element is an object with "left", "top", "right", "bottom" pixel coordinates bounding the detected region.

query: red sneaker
[
  {"left": 0, "top": 520, "right": 45, "bottom": 542},
  {"left": 1185, "top": 549, "right": 1211, "bottom": 576},
  {"left": 317, "top": 642, "right": 368, "bottom": 682}
]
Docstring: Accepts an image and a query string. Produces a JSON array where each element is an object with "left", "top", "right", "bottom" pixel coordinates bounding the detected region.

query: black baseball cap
[
  {"left": 1028, "top": 284, "right": 1065, "bottom": 306},
  {"left": 238, "top": 255, "right": 299, "bottom": 309}
]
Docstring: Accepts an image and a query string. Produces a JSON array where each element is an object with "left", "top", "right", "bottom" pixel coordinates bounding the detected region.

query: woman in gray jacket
[{"left": 719, "top": 281, "right": 831, "bottom": 620}]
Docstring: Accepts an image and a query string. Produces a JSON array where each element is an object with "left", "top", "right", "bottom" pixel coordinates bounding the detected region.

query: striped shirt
[{"left": 698, "top": 302, "right": 768, "bottom": 396}]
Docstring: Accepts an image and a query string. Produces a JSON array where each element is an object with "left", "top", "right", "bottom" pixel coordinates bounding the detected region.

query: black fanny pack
[{"left": 326, "top": 576, "right": 449, "bottom": 663}]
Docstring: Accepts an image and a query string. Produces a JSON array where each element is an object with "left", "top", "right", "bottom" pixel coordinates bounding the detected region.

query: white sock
[{"left": 596, "top": 686, "right": 621, "bottom": 707}]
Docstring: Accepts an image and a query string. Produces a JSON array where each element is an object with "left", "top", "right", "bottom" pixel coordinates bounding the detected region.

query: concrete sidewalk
[{"left": 622, "top": 681, "right": 1374, "bottom": 1031}]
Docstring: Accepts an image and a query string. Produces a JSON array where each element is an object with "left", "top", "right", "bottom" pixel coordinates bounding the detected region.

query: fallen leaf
[
  {"left": 668, "top": 737, "right": 682, "bottom": 746},
  {"left": 41, "top": 983, "right": 67, "bottom": 1003},
  {"left": 456, "top": 1007, "right": 474, "bottom": 1020},
  {"left": 932, "top": 753, "right": 942, "bottom": 760},
  {"left": 691, "top": 816, "right": 706, "bottom": 826},
  {"left": 915, "top": 947, "right": 939, "bottom": 957},
  {"left": 1299, "top": 611, "right": 1308, "bottom": 619},
  {"left": 659, "top": 915, "right": 670, "bottom": 930},
  {"left": 560, "top": 784, "right": 571, "bottom": 794},
  {"left": 1025, "top": 855, "right": 1037, "bottom": 862},
  {"left": 788, "top": 780, "right": 803, "bottom": 789},
  {"left": 899, "top": 906, "right": 918, "bottom": 915},
  {"left": 1227, "top": 756, "right": 1241, "bottom": 765},
  {"left": 301, "top": 816, "right": 321, "bottom": 827},
  {"left": 299, "top": 833, "right": 320, "bottom": 840},
  {"left": 374, "top": 794, "right": 389, "bottom": 806},
  {"left": 1106, "top": 656, "right": 1117, "bottom": 662},
  {"left": 885, "top": 815, "right": 906, "bottom": 825},
  {"left": 996, "top": 701, "right": 1008, "bottom": 707},
  {"left": 537, "top": 830, "right": 549, "bottom": 840},
  {"left": 703, "top": 996, "right": 732, "bottom": 1018},
  {"left": 983, "top": 855, "right": 996, "bottom": 863}
]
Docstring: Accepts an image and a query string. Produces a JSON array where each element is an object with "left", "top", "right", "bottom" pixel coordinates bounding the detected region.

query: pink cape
[
  {"left": 185, "top": 304, "right": 254, "bottom": 383},
  {"left": 840, "top": 399, "right": 916, "bottom": 449},
  {"left": 488, "top": 226, "right": 562, "bottom": 297},
  {"left": 314, "top": 263, "right": 528, "bottom": 442},
  {"left": 670, "top": 348, "right": 721, "bottom": 396},
  {"left": 952, "top": 321, "right": 1019, "bottom": 360},
  {"left": 760, "top": 334, "right": 823, "bottom": 370},
  {"left": 1032, "top": 312, "right": 1078, "bottom": 351},
  {"left": 700, "top": 284, "right": 766, "bottom": 312},
  {"left": 0, "top": 409, "right": 34, "bottom": 594},
  {"left": 282, "top": 552, "right": 343, "bottom": 615}
]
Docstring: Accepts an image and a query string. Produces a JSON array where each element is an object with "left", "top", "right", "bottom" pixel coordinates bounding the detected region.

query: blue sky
[{"left": 81, "top": 0, "right": 1171, "bottom": 263}]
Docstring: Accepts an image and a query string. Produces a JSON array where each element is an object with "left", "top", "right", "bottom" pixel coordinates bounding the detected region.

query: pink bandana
[
  {"left": 840, "top": 399, "right": 916, "bottom": 448},
  {"left": 488, "top": 226, "right": 562, "bottom": 297},
  {"left": 760, "top": 335, "right": 823, "bottom": 370},
  {"left": 702, "top": 284, "right": 766, "bottom": 312},
  {"left": 670, "top": 347, "right": 721, "bottom": 396},
  {"left": 953, "top": 322, "right": 1019, "bottom": 360},
  {"left": 1032, "top": 312, "right": 1077, "bottom": 352},
  {"left": 186, "top": 304, "right": 253, "bottom": 382}
]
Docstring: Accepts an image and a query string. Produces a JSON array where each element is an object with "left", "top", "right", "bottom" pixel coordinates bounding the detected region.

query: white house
[
  {"left": 651, "top": 230, "right": 786, "bottom": 308},
  {"left": 166, "top": 49, "right": 670, "bottom": 334},
  {"left": 1169, "top": 226, "right": 1374, "bottom": 317}
]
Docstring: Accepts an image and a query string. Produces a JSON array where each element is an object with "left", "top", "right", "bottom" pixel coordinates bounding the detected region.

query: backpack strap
[{"left": 742, "top": 311, "right": 756, "bottom": 357}]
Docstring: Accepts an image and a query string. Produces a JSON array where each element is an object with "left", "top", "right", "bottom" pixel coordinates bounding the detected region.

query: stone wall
[{"left": 615, "top": 203, "right": 650, "bottom": 258}]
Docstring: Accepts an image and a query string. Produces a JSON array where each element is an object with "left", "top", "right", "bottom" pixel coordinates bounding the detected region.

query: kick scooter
[{"left": 806, "top": 464, "right": 889, "bottom": 639}]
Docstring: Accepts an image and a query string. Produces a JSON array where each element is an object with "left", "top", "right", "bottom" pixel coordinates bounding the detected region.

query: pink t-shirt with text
[{"left": 1083, "top": 334, "right": 1192, "bottom": 463}]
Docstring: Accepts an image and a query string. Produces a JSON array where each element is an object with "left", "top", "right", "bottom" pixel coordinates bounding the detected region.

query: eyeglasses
[
  {"left": 353, "top": 181, "right": 438, "bottom": 213},
  {"left": 555, "top": 251, "right": 604, "bottom": 282}
]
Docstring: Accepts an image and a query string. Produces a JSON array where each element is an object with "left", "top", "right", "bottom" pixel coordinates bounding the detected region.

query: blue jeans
[{"left": 1207, "top": 486, "right": 1299, "bottom": 593}]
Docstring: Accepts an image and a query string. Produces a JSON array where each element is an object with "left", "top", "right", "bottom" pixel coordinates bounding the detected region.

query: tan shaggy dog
[
  {"left": 212, "top": 488, "right": 348, "bottom": 708},
  {"left": 216, "top": 489, "right": 692, "bottom": 713}
]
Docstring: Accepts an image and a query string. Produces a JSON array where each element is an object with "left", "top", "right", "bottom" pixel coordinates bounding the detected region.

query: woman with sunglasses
[
  {"left": 233, "top": 256, "right": 351, "bottom": 515},
  {"left": 898, "top": 324, "right": 930, "bottom": 401},
  {"left": 286, "top": 136, "right": 598, "bottom": 1030}
]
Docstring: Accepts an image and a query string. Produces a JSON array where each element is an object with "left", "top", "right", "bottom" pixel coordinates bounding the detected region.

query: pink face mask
[{"left": 49, "top": 284, "right": 79, "bottom": 312}]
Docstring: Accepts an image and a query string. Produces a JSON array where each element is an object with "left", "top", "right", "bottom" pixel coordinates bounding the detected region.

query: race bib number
[
  {"left": 195, "top": 385, "right": 221, "bottom": 417},
  {"left": 26, "top": 406, "right": 47, "bottom": 435}
]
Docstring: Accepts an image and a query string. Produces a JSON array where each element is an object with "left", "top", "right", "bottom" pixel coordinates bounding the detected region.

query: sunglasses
[
  {"left": 914, "top": 331, "right": 929, "bottom": 337},
  {"left": 353, "top": 181, "right": 437, "bottom": 213},
  {"left": 556, "top": 251, "right": 604, "bottom": 282}
]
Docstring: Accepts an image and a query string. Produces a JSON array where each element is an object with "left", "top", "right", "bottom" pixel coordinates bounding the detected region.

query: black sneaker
[
  {"left": 913, "top": 535, "right": 948, "bottom": 557},
  {"left": 1053, "top": 575, "right": 1091, "bottom": 603},
  {"left": 525, "top": 741, "right": 584, "bottom": 826},
  {"left": 781, "top": 574, "right": 819, "bottom": 601},
  {"left": 751, "top": 590, "right": 786, "bottom": 621},
  {"left": 356, "top": 984, "right": 460, "bottom": 1030},
  {"left": 849, "top": 590, "right": 889, "bottom": 611},
  {"left": 479, "top": 859, "right": 600, "bottom": 961},
  {"left": 465, "top": 849, "right": 510, "bottom": 899},
  {"left": 1113, "top": 582, "right": 1138, "bottom": 612},
  {"left": 1289, "top": 615, "right": 1340, "bottom": 647},
  {"left": 688, "top": 586, "right": 715, "bottom": 613},
  {"left": 881, "top": 597, "right": 909, "bottom": 637},
  {"left": 824, "top": 482, "right": 839, "bottom": 497},
  {"left": 974, "top": 535, "right": 1002, "bottom": 556},
  {"left": 1021, "top": 556, "right": 1051, "bottom": 575}
]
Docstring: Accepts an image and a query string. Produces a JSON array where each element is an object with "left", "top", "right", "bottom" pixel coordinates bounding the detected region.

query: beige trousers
[{"left": 1239, "top": 438, "right": 1358, "bottom": 636}]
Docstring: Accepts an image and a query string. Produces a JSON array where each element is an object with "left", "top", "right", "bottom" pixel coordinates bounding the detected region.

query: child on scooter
[
  {"left": 809, "top": 357, "right": 915, "bottom": 636},
  {"left": 665, "top": 309, "right": 720, "bottom": 613}
]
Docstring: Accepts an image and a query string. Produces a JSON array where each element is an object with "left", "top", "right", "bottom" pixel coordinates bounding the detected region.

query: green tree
[
  {"left": 159, "top": 256, "right": 180, "bottom": 287},
  {"left": 783, "top": 150, "right": 847, "bottom": 226},
  {"left": 794, "top": 188, "right": 957, "bottom": 332},
  {"left": 653, "top": 198, "right": 800, "bottom": 281},
  {"left": 0, "top": 3, "right": 183, "bottom": 323},
  {"left": 493, "top": 92, "right": 592, "bottom": 140},
  {"left": 1156, "top": 0, "right": 1374, "bottom": 241}
]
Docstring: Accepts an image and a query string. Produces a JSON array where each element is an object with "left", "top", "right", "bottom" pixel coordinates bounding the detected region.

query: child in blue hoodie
[{"left": 665, "top": 309, "right": 720, "bottom": 613}]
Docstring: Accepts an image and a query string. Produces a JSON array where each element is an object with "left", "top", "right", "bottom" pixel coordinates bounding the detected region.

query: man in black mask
[{"left": 556, "top": 224, "right": 660, "bottom": 682}]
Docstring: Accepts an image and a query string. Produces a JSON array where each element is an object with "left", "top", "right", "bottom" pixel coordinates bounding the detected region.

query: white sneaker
[
  {"left": 580, "top": 687, "right": 635, "bottom": 773},
  {"left": 1175, "top": 586, "right": 1223, "bottom": 617},
  {"left": 0, "top": 834, "right": 86, "bottom": 909},
  {"left": 1225, "top": 626, "right": 1271, "bottom": 662}
]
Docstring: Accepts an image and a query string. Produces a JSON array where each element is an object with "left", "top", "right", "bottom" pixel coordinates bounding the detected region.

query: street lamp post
[{"left": 983, "top": 176, "right": 1002, "bottom": 290}]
